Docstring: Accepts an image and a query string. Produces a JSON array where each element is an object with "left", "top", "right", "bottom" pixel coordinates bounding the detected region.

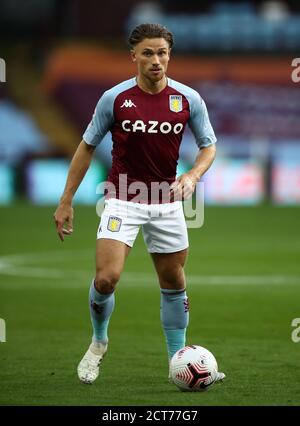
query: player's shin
[
  {"left": 89, "top": 280, "right": 115, "bottom": 349},
  {"left": 160, "top": 288, "right": 189, "bottom": 360}
]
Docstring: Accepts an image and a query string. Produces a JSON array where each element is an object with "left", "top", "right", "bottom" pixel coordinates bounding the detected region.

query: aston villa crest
[
  {"left": 169, "top": 95, "right": 183, "bottom": 113},
  {"left": 107, "top": 216, "right": 122, "bottom": 232}
]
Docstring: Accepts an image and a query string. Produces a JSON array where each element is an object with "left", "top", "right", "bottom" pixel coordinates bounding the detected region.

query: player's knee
[
  {"left": 159, "top": 265, "right": 185, "bottom": 289},
  {"left": 94, "top": 270, "right": 121, "bottom": 294}
]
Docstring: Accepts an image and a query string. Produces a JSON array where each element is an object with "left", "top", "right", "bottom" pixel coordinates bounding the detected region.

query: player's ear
[{"left": 130, "top": 49, "right": 136, "bottom": 63}]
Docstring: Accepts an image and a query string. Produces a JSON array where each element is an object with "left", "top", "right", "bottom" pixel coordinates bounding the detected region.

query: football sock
[
  {"left": 160, "top": 288, "right": 189, "bottom": 360},
  {"left": 89, "top": 280, "right": 115, "bottom": 345}
]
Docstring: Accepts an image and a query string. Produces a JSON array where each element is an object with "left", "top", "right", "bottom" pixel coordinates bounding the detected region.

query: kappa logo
[
  {"left": 121, "top": 99, "right": 136, "bottom": 108},
  {"left": 90, "top": 301, "right": 103, "bottom": 315},
  {"left": 184, "top": 297, "right": 190, "bottom": 313}
]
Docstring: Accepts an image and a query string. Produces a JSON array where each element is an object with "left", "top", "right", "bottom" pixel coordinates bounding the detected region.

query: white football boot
[
  {"left": 77, "top": 342, "right": 108, "bottom": 384},
  {"left": 214, "top": 371, "right": 226, "bottom": 383}
]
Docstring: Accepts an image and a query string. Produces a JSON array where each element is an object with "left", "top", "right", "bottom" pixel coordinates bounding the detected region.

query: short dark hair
[{"left": 128, "top": 23, "right": 174, "bottom": 48}]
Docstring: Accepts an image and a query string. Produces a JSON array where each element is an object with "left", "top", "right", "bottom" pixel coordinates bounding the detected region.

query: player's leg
[
  {"left": 88, "top": 198, "right": 141, "bottom": 349},
  {"left": 78, "top": 239, "right": 131, "bottom": 384},
  {"left": 91, "top": 238, "right": 131, "bottom": 345},
  {"left": 142, "top": 201, "right": 189, "bottom": 363},
  {"left": 78, "top": 198, "right": 143, "bottom": 384},
  {"left": 142, "top": 201, "right": 191, "bottom": 374},
  {"left": 151, "top": 249, "right": 190, "bottom": 362}
]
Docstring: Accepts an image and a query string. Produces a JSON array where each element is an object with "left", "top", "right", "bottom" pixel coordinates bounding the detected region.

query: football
[{"left": 170, "top": 345, "right": 222, "bottom": 392}]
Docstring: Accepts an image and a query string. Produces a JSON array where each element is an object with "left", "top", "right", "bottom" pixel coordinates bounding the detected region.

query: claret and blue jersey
[{"left": 83, "top": 77, "right": 217, "bottom": 202}]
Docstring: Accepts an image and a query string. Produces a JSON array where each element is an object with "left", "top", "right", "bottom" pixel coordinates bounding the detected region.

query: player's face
[{"left": 131, "top": 38, "right": 170, "bottom": 83}]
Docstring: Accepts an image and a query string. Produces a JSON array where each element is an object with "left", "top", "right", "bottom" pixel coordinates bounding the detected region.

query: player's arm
[
  {"left": 54, "top": 140, "right": 96, "bottom": 241},
  {"left": 171, "top": 94, "right": 217, "bottom": 200},
  {"left": 188, "top": 143, "right": 216, "bottom": 181},
  {"left": 54, "top": 89, "right": 114, "bottom": 241},
  {"left": 171, "top": 144, "right": 216, "bottom": 200}
]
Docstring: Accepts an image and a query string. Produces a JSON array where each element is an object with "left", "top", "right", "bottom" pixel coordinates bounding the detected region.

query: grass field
[{"left": 0, "top": 203, "right": 300, "bottom": 406}]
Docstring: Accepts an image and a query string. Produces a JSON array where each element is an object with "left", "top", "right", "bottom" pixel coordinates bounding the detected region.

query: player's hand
[
  {"left": 53, "top": 203, "right": 74, "bottom": 242},
  {"left": 170, "top": 173, "right": 197, "bottom": 201}
]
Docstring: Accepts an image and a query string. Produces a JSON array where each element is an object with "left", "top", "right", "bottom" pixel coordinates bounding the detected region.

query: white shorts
[{"left": 97, "top": 198, "right": 189, "bottom": 253}]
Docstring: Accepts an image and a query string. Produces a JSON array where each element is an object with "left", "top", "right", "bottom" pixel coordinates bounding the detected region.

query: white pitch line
[
  {"left": 120, "top": 272, "right": 300, "bottom": 285},
  {"left": 0, "top": 249, "right": 93, "bottom": 264},
  {"left": 0, "top": 250, "right": 299, "bottom": 287},
  {"left": 0, "top": 265, "right": 299, "bottom": 286}
]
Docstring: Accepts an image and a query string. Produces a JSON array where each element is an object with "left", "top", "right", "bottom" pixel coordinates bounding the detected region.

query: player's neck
[{"left": 136, "top": 75, "right": 167, "bottom": 95}]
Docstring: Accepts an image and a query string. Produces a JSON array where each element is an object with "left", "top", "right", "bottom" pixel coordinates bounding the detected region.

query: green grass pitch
[{"left": 0, "top": 203, "right": 300, "bottom": 406}]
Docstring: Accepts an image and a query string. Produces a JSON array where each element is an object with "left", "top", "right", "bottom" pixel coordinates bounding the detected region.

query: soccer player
[{"left": 54, "top": 23, "right": 225, "bottom": 385}]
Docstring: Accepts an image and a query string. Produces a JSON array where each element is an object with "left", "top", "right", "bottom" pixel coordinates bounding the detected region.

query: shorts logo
[
  {"left": 107, "top": 216, "right": 122, "bottom": 232},
  {"left": 169, "top": 95, "right": 183, "bottom": 113}
]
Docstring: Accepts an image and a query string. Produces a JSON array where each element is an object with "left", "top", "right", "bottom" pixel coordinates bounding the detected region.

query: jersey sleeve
[
  {"left": 188, "top": 93, "right": 217, "bottom": 149},
  {"left": 82, "top": 90, "right": 114, "bottom": 146}
]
